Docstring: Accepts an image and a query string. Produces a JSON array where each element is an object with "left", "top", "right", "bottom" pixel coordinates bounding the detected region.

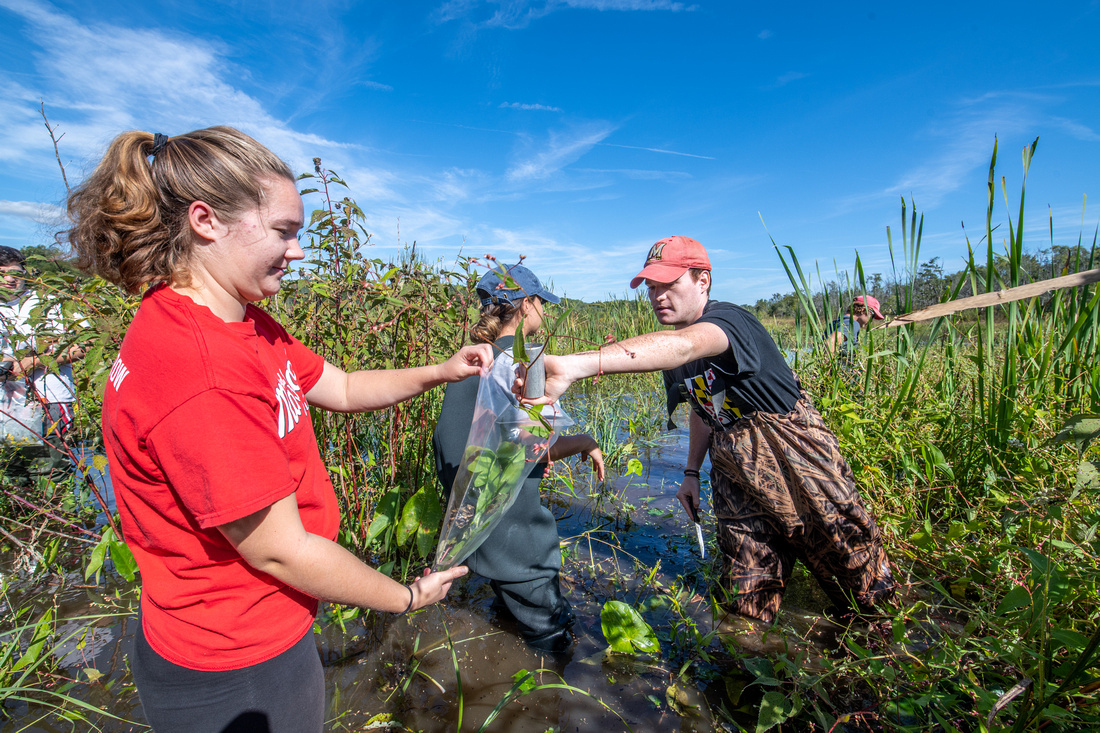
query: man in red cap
[
  {"left": 826, "top": 294, "right": 885, "bottom": 354},
  {"left": 526, "top": 236, "right": 895, "bottom": 623}
]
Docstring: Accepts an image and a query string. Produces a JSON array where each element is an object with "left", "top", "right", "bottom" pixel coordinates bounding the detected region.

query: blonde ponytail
[{"left": 469, "top": 301, "right": 520, "bottom": 344}]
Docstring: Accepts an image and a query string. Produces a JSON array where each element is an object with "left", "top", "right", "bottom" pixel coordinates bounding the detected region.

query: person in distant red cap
[
  {"left": 826, "top": 294, "right": 885, "bottom": 355},
  {"left": 522, "top": 235, "right": 896, "bottom": 623}
]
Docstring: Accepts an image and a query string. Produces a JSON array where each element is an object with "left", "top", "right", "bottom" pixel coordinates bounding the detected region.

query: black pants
[
  {"left": 466, "top": 471, "right": 573, "bottom": 642},
  {"left": 132, "top": 623, "right": 325, "bottom": 733}
]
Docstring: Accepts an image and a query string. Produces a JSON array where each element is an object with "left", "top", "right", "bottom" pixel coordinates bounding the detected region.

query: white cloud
[
  {"left": 506, "top": 123, "right": 616, "bottom": 181},
  {"left": 828, "top": 93, "right": 1052, "bottom": 223},
  {"left": 572, "top": 167, "right": 691, "bottom": 180},
  {"left": 435, "top": 0, "right": 695, "bottom": 29},
  {"left": 445, "top": 226, "right": 651, "bottom": 301},
  {"left": 758, "top": 29, "right": 773, "bottom": 40},
  {"left": 2, "top": 1, "right": 614, "bottom": 211},
  {"left": 0, "top": 80, "right": 58, "bottom": 167},
  {"left": 886, "top": 97, "right": 1038, "bottom": 209},
  {"left": 773, "top": 71, "right": 808, "bottom": 88},
  {"left": 361, "top": 204, "right": 467, "bottom": 250},
  {"left": 599, "top": 142, "right": 714, "bottom": 160},
  {"left": 561, "top": 0, "right": 694, "bottom": 9},
  {"left": 0, "top": 200, "right": 64, "bottom": 223},
  {"left": 500, "top": 101, "right": 563, "bottom": 112},
  {"left": 0, "top": 0, "right": 362, "bottom": 176},
  {"left": 0, "top": 1, "right": 680, "bottom": 298},
  {"left": 434, "top": 0, "right": 478, "bottom": 24},
  {"left": 359, "top": 80, "right": 394, "bottom": 92},
  {"left": 0, "top": 1, "right": 408, "bottom": 217},
  {"left": 1048, "top": 116, "right": 1100, "bottom": 142}
]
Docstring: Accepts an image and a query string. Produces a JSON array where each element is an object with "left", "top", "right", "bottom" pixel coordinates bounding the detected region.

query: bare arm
[
  {"left": 676, "top": 410, "right": 712, "bottom": 517},
  {"left": 12, "top": 343, "right": 86, "bottom": 376},
  {"left": 56, "top": 344, "right": 86, "bottom": 366},
  {"left": 5, "top": 318, "right": 87, "bottom": 376},
  {"left": 219, "top": 493, "right": 467, "bottom": 612},
  {"left": 524, "top": 322, "right": 730, "bottom": 404},
  {"left": 307, "top": 343, "right": 493, "bottom": 413},
  {"left": 548, "top": 434, "right": 605, "bottom": 481}
]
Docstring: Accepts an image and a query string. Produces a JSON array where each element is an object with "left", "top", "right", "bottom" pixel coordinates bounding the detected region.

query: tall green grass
[{"left": 757, "top": 138, "right": 1100, "bottom": 730}]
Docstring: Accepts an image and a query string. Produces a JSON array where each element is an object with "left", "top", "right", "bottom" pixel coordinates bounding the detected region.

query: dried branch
[{"left": 39, "top": 100, "right": 70, "bottom": 195}]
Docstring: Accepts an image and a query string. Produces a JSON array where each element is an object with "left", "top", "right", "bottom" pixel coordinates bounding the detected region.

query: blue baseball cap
[{"left": 476, "top": 264, "right": 560, "bottom": 307}]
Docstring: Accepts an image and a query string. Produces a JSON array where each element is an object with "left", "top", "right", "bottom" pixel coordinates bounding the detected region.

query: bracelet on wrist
[
  {"left": 683, "top": 469, "right": 701, "bottom": 478},
  {"left": 399, "top": 585, "right": 413, "bottom": 614}
]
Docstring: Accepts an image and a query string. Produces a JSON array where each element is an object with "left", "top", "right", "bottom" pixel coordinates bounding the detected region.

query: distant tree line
[
  {"left": 745, "top": 244, "right": 1096, "bottom": 319},
  {"left": 20, "top": 244, "right": 80, "bottom": 276},
  {"left": 15, "top": 242, "right": 1096, "bottom": 320}
]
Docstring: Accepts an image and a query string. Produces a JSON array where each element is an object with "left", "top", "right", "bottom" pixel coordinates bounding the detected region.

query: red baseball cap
[
  {"left": 629, "top": 236, "right": 712, "bottom": 289},
  {"left": 855, "top": 295, "right": 885, "bottom": 320}
]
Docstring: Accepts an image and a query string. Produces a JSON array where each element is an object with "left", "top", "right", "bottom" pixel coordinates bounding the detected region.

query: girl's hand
[
  {"left": 408, "top": 566, "right": 469, "bottom": 611},
  {"left": 581, "top": 445, "right": 606, "bottom": 481},
  {"left": 442, "top": 343, "right": 494, "bottom": 381}
]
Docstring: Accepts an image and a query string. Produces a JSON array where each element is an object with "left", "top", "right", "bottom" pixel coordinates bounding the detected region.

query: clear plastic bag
[
  {"left": 0, "top": 381, "right": 43, "bottom": 445},
  {"left": 433, "top": 346, "right": 572, "bottom": 570}
]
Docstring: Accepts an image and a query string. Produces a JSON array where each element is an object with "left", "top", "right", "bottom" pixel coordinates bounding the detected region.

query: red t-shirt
[{"left": 104, "top": 286, "right": 338, "bottom": 671}]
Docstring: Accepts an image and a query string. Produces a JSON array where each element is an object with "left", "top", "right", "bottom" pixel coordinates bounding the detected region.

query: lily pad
[{"left": 600, "top": 600, "right": 660, "bottom": 655}]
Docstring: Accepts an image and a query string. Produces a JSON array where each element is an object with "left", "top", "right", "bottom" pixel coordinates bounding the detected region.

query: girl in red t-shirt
[{"left": 65, "top": 127, "right": 486, "bottom": 732}]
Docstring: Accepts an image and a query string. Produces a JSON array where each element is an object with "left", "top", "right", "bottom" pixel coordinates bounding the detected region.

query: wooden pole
[{"left": 878, "top": 268, "right": 1100, "bottom": 329}]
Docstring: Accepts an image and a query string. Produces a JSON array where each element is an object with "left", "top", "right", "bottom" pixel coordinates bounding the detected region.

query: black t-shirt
[{"left": 663, "top": 301, "right": 801, "bottom": 430}]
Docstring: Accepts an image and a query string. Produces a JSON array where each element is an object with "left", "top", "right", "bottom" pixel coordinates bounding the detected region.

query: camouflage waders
[{"left": 708, "top": 393, "right": 895, "bottom": 622}]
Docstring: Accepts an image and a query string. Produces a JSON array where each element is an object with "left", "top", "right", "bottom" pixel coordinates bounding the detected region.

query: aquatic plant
[
  {"left": 0, "top": 583, "right": 137, "bottom": 729},
  {"left": 434, "top": 442, "right": 531, "bottom": 569},
  {"left": 738, "top": 138, "right": 1100, "bottom": 731}
]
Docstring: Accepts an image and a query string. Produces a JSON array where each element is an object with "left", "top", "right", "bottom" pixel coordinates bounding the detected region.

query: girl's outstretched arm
[{"left": 307, "top": 343, "right": 493, "bottom": 413}]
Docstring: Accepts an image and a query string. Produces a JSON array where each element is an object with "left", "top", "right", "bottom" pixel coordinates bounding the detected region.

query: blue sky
[{"left": 0, "top": 0, "right": 1097, "bottom": 305}]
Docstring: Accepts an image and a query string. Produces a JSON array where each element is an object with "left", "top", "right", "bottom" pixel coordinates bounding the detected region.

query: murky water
[{"left": 3, "top": 418, "right": 841, "bottom": 732}]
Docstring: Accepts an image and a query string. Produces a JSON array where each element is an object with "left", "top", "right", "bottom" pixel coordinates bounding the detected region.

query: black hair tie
[{"left": 150, "top": 132, "right": 170, "bottom": 158}]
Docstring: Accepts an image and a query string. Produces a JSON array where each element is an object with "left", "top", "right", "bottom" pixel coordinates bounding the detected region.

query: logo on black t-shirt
[
  {"left": 682, "top": 371, "right": 746, "bottom": 429},
  {"left": 663, "top": 301, "right": 802, "bottom": 430}
]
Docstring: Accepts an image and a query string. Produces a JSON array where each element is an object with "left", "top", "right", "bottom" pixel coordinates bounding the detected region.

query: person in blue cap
[{"left": 433, "top": 263, "right": 604, "bottom": 654}]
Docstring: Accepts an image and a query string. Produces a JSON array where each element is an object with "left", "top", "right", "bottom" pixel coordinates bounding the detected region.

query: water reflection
[{"left": 72, "top": 441, "right": 115, "bottom": 523}]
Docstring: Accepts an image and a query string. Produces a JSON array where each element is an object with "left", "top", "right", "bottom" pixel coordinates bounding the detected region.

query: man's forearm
[
  {"left": 558, "top": 323, "right": 729, "bottom": 383},
  {"left": 686, "top": 410, "right": 711, "bottom": 471}
]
